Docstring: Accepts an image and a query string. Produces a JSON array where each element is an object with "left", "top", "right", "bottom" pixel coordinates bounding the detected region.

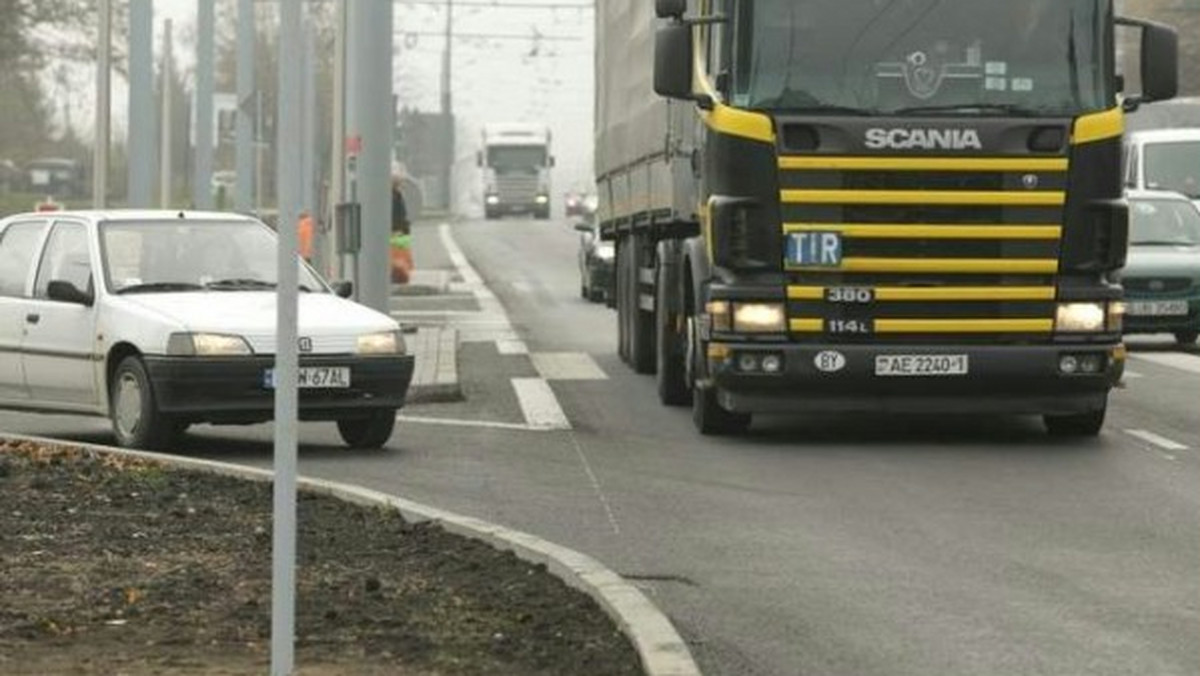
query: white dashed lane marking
[{"left": 1125, "top": 429, "right": 1189, "bottom": 453}]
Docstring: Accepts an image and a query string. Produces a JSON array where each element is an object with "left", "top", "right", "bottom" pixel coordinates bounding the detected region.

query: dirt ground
[{"left": 0, "top": 439, "right": 642, "bottom": 675}]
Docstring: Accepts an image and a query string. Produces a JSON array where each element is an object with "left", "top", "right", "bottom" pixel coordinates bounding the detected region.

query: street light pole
[
  {"left": 159, "top": 19, "right": 174, "bottom": 208},
  {"left": 93, "top": 0, "right": 111, "bottom": 208}
]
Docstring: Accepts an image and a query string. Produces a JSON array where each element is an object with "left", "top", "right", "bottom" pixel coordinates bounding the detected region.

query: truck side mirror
[
  {"left": 654, "top": 23, "right": 696, "bottom": 101},
  {"left": 656, "top": 0, "right": 686, "bottom": 19},
  {"left": 1116, "top": 17, "right": 1178, "bottom": 107}
]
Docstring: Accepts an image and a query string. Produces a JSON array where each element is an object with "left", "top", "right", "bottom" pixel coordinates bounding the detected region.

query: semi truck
[
  {"left": 478, "top": 123, "right": 554, "bottom": 220},
  {"left": 595, "top": 0, "right": 1178, "bottom": 436}
]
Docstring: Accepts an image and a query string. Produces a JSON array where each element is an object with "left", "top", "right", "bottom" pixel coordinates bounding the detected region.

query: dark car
[
  {"left": 1120, "top": 190, "right": 1200, "bottom": 345},
  {"left": 575, "top": 217, "right": 614, "bottom": 303}
]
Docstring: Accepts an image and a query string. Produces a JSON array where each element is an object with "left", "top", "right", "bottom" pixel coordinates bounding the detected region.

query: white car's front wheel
[
  {"left": 110, "top": 356, "right": 178, "bottom": 450},
  {"left": 336, "top": 411, "right": 397, "bottom": 449}
]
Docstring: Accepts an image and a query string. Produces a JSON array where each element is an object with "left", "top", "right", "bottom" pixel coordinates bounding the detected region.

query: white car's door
[
  {"left": 0, "top": 220, "right": 49, "bottom": 403},
  {"left": 22, "top": 220, "right": 100, "bottom": 408}
]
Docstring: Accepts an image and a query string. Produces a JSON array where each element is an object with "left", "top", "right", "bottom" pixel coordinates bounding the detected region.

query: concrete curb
[{"left": 0, "top": 433, "right": 702, "bottom": 676}]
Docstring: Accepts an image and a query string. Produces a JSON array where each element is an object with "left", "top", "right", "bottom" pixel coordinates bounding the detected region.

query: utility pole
[
  {"left": 194, "top": 0, "right": 216, "bottom": 209},
  {"left": 127, "top": 0, "right": 154, "bottom": 207},
  {"left": 272, "top": 0, "right": 303, "bottom": 673},
  {"left": 303, "top": 25, "right": 323, "bottom": 273},
  {"left": 159, "top": 19, "right": 174, "bottom": 208},
  {"left": 441, "top": 0, "right": 454, "bottom": 212},
  {"left": 330, "top": 0, "right": 348, "bottom": 277},
  {"left": 93, "top": 0, "right": 112, "bottom": 208},
  {"left": 236, "top": 0, "right": 256, "bottom": 212},
  {"left": 347, "top": 0, "right": 395, "bottom": 312}
]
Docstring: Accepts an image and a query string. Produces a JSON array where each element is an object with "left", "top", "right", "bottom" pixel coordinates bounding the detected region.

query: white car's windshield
[
  {"left": 1129, "top": 199, "right": 1200, "bottom": 246},
  {"left": 1143, "top": 141, "right": 1200, "bottom": 198},
  {"left": 100, "top": 220, "right": 325, "bottom": 294}
]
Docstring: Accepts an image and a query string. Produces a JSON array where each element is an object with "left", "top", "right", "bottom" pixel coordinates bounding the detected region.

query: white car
[
  {"left": 0, "top": 210, "right": 414, "bottom": 450},
  {"left": 1124, "top": 128, "right": 1200, "bottom": 209}
]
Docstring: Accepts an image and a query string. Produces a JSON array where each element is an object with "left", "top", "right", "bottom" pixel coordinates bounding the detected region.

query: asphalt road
[{"left": 3, "top": 217, "right": 1197, "bottom": 676}]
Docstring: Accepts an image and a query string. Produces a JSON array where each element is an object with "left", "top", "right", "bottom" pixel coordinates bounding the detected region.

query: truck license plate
[
  {"left": 264, "top": 367, "right": 351, "bottom": 389},
  {"left": 787, "top": 232, "right": 842, "bottom": 267},
  {"left": 1126, "top": 300, "right": 1188, "bottom": 316},
  {"left": 875, "top": 354, "right": 969, "bottom": 377}
]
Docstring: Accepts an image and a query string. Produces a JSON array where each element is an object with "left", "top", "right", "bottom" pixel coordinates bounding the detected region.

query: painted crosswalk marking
[
  {"left": 531, "top": 352, "right": 608, "bottom": 381},
  {"left": 512, "top": 378, "right": 572, "bottom": 430}
]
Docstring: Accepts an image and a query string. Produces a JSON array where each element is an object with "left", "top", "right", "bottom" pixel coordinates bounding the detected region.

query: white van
[{"left": 1123, "top": 128, "right": 1200, "bottom": 208}]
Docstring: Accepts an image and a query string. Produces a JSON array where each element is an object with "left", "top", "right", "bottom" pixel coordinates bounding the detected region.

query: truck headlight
[
  {"left": 1055, "top": 303, "right": 1106, "bottom": 333},
  {"left": 1107, "top": 301, "right": 1125, "bottom": 332},
  {"left": 486, "top": 194, "right": 500, "bottom": 205},
  {"left": 167, "top": 332, "right": 253, "bottom": 356},
  {"left": 535, "top": 195, "right": 549, "bottom": 204},
  {"left": 357, "top": 330, "right": 406, "bottom": 355},
  {"left": 733, "top": 303, "right": 786, "bottom": 333},
  {"left": 707, "top": 301, "right": 732, "bottom": 332},
  {"left": 595, "top": 243, "right": 615, "bottom": 261}
]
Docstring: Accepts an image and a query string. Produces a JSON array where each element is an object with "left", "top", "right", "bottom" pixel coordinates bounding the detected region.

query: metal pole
[
  {"left": 303, "top": 25, "right": 321, "bottom": 272},
  {"left": 127, "top": 0, "right": 154, "bottom": 207},
  {"left": 236, "top": 0, "right": 256, "bottom": 211},
  {"left": 330, "top": 0, "right": 347, "bottom": 278},
  {"left": 271, "top": 0, "right": 302, "bottom": 672},
  {"left": 348, "top": 0, "right": 394, "bottom": 312},
  {"left": 194, "top": 0, "right": 215, "bottom": 209},
  {"left": 441, "top": 0, "right": 453, "bottom": 212},
  {"left": 93, "top": 0, "right": 112, "bottom": 208},
  {"left": 159, "top": 19, "right": 174, "bottom": 208}
]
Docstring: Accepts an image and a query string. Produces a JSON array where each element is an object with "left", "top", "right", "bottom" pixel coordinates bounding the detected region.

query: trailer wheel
[
  {"left": 656, "top": 263, "right": 688, "bottom": 406},
  {"left": 628, "top": 233, "right": 656, "bottom": 375}
]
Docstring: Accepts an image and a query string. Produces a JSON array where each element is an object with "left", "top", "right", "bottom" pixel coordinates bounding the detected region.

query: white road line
[
  {"left": 397, "top": 414, "right": 554, "bottom": 433},
  {"left": 531, "top": 352, "right": 608, "bottom": 381},
  {"left": 497, "top": 339, "right": 529, "bottom": 355},
  {"left": 1123, "top": 370, "right": 1144, "bottom": 379},
  {"left": 567, "top": 431, "right": 622, "bottom": 535},
  {"left": 1129, "top": 352, "right": 1200, "bottom": 375},
  {"left": 1125, "top": 429, "right": 1190, "bottom": 452},
  {"left": 512, "top": 378, "right": 572, "bottom": 430}
]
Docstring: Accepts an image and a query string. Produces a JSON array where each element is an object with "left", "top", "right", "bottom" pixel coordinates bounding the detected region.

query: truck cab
[{"left": 478, "top": 123, "right": 555, "bottom": 220}]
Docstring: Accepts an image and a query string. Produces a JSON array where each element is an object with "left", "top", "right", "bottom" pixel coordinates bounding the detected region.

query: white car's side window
[
  {"left": 0, "top": 221, "right": 48, "bottom": 297},
  {"left": 34, "top": 222, "right": 92, "bottom": 297}
]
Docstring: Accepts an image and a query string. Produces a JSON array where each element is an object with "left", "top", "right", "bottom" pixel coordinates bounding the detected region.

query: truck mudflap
[{"left": 708, "top": 343, "right": 1120, "bottom": 416}]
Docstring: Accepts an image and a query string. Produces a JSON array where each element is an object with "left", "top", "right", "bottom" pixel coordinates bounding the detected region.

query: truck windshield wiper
[
  {"left": 889, "top": 103, "right": 1049, "bottom": 117},
  {"left": 114, "top": 282, "right": 204, "bottom": 295}
]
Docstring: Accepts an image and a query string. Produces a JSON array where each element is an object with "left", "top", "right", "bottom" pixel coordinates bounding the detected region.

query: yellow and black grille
[{"left": 779, "top": 155, "right": 1067, "bottom": 342}]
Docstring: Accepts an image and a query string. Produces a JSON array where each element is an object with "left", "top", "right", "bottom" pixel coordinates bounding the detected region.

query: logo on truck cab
[{"left": 864, "top": 128, "right": 982, "bottom": 151}]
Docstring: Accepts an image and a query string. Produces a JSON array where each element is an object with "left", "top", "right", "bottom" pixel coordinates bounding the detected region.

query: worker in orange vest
[{"left": 297, "top": 211, "right": 314, "bottom": 261}]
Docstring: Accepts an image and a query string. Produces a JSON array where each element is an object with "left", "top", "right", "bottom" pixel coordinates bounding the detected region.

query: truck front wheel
[{"left": 687, "top": 316, "right": 751, "bottom": 435}]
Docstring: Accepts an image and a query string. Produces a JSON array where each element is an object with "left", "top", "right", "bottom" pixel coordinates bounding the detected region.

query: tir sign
[{"left": 788, "top": 231, "right": 843, "bottom": 267}]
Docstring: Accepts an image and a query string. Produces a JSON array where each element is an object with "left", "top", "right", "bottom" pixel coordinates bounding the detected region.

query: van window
[
  {"left": 0, "top": 221, "right": 48, "bottom": 297},
  {"left": 1143, "top": 141, "right": 1200, "bottom": 198}
]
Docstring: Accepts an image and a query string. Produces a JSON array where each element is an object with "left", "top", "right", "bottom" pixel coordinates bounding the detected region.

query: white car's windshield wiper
[
  {"left": 205, "top": 278, "right": 277, "bottom": 290},
  {"left": 205, "top": 278, "right": 316, "bottom": 292},
  {"left": 115, "top": 281, "right": 204, "bottom": 295},
  {"left": 889, "top": 103, "right": 1048, "bottom": 117}
]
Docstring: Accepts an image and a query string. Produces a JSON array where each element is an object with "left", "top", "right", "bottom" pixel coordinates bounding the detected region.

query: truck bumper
[{"left": 709, "top": 343, "right": 1120, "bottom": 416}]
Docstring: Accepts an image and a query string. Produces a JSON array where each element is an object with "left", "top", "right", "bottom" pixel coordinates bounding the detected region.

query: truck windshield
[
  {"left": 1143, "top": 141, "right": 1200, "bottom": 198},
  {"left": 729, "top": 0, "right": 1110, "bottom": 116},
  {"left": 487, "top": 146, "right": 547, "bottom": 172}
]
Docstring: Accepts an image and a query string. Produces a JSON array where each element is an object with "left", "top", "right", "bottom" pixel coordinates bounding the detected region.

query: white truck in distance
[{"left": 478, "top": 123, "right": 554, "bottom": 220}]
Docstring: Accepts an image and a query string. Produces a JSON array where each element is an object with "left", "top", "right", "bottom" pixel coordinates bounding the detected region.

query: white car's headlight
[
  {"left": 357, "top": 330, "right": 406, "bottom": 355},
  {"left": 733, "top": 303, "right": 786, "bottom": 333},
  {"left": 1055, "top": 303, "right": 1106, "bottom": 333},
  {"left": 595, "top": 243, "right": 615, "bottom": 260},
  {"left": 167, "top": 332, "right": 254, "bottom": 356}
]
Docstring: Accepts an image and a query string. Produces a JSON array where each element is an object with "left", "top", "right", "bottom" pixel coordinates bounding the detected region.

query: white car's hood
[{"left": 116, "top": 291, "right": 398, "bottom": 354}]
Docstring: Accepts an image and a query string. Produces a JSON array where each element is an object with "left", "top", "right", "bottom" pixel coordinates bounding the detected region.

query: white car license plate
[
  {"left": 876, "top": 354, "right": 969, "bottom": 377},
  {"left": 1126, "top": 300, "right": 1188, "bottom": 317},
  {"left": 264, "top": 367, "right": 351, "bottom": 389}
]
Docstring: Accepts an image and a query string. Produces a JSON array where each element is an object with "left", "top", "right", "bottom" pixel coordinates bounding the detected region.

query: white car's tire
[
  {"left": 337, "top": 411, "right": 397, "bottom": 449},
  {"left": 110, "top": 356, "right": 178, "bottom": 450}
]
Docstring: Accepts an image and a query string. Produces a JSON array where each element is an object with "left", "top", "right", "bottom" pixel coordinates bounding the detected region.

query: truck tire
[
  {"left": 656, "top": 263, "right": 688, "bottom": 406},
  {"left": 687, "top": 315, "right": 751, "bottom": 435},
  {"left": 628, "top": 233, "right": 656, "bottom": 375},
  {"left": 1044, "top": 405, "right": 1106, "bottom": 437}
]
